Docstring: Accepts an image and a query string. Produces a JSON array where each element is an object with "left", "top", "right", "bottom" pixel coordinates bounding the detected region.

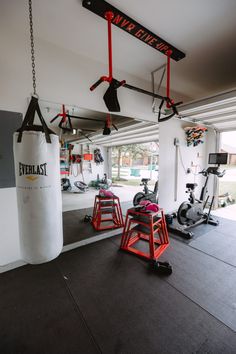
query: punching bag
[{"left": 13, "top": 96, "right": 63, "bottom": 264}]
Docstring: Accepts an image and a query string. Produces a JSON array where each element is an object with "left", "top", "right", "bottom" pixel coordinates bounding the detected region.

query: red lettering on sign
[
  {"left": 141, "top": 32, "right": 148, "bottom": 40},
  {"left": 126, "top": 23, "right": 136, "bottom": 32},
  {"left": 156, "top": 43, "right": 165, "bottom": 50},
  {"left": 135, "top": 29, "right": 145, "bottom": 38},
  {"left": 162, "top": 45, "right": 169, "bottom": 52},
  {"left": 144, "top": 34, "right": 153, "bottom": 43},
  {"left": 121, "top": 19, "right": 129, "bottom": 28},
  {"left": 113, "top": 15, "right": 123, "bottom": 25},
  {"left": 148, "top": 38, "right": 157, "bottom": 46}
]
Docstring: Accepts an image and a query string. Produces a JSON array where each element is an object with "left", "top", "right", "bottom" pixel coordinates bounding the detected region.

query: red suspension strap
[
  {"left": 106, "top": 11, "right": 114, "bottom": 80},
  {"left": 50, "top": 104, "right": 67, "bottom": 123},
  {"left": 90, "top": 9, "right": 182, "bottom": 120},
  {"left": 50, "top": 104, "right": 73, "bottom": 132},
  {"left": 107, "top": 113, "right": 111, "bottom": 128},
  {"left": 62, "top": 104, "right": 67, "bottom": 123},
  {"left": 166, "top": 50, "right": 172, "bottom": 108},
  {"left": 90, "top": 11, "right": 115, "bottom": 90}
]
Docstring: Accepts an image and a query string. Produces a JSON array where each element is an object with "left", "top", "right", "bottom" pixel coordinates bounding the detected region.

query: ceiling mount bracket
[{"left": 82, "top": 0, "right": 185, "bottom": 61}]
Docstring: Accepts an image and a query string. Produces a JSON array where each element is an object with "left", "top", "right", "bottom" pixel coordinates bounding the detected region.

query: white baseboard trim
[
  {"left": 62, "top": 228, "right": 120, "bottom": 253},
  {"left": 0, "top": 229, "right": 121, "bottom": 273},
  {"left": 0, "top": 260, "right": 27, "bottom": 273}
]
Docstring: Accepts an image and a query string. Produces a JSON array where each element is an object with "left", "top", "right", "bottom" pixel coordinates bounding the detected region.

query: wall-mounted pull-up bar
[{"left": 83, "top": 0, "right": 185, "bottom": 121}]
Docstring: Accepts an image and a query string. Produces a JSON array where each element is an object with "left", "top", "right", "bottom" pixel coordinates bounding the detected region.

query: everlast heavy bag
[{"left": 13, "top": 96, "right": 63, "bottom": 264}]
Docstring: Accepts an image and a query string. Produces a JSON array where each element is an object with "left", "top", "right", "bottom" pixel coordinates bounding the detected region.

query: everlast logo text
[{"left": 19, "top": 162, "right": 47, "bottom": 176}]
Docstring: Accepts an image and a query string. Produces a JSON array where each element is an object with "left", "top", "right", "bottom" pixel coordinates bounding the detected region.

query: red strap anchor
[{"left": 90, "top": 10, "right": 182, "bottom": 120}]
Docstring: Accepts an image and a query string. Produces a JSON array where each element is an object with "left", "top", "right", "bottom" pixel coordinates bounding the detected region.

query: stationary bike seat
[
  {"left": 186, "top": 183, "right": 197, "bottom": 190},
  {"left": 141, "top": 178, "right": 150, "bottom": 183}
]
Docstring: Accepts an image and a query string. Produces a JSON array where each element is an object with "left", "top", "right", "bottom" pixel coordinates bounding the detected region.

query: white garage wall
[
  {"left": 205, "top": 128, "right": 219, "bottom": 199},
  {"left": 158, "top": 119, "right": 217, "bottom": 213},
  {"left": 0, "top": 19, "right": 158, "bottom": 269},
  {"left": 0, "top": 30, "right": 159, "bottom": 120},
  {"left": 68, "top": 144, "right": 109, "bottom": 186},
  {"left": 0, "top": 7, "right": 215, "bottom": 269},
  {"left": 0, "top": 189, "right": 21, "bottom": 267}
]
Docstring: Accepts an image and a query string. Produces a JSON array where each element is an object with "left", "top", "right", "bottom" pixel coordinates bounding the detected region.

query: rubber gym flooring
[
  {"left": 63, "top": 201, "right": 133, "bottom": 245},
  {"left": 1, "top": 218, "right": 236, "bottom": 353}
]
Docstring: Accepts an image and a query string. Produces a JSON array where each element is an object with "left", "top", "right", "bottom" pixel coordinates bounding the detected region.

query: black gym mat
[
  {"left": 168, "top": 221, "right": 216, "bottom": 243},
  {"left": 168, "top": 216, "right": 236, "bottom": 266},
  {"left": 56, "top": 239, "right": 236, "bottom": 354},
  {"left": 63, "top": 207, "right": 97, "bottom": 245},
  {"left": 190, "top": 228, "right": 236, "bottom": 267},
  {"left": 163, "top": 238, "right": 236, "bottom": 331},
  {"left": 0, "top": 263, "right": 99, "bottom": 354},
  {"left": 63, "top": 201, "right": 133, "bottom": 245},
  {"left": 1, "top": 236, "right": 236, "bottom": 353},
  {"left": 215, "top": 217, "right": 236, "bottom": 236},
  {"left": 110, "top": 226, "right": 236, "bottom": 331},
  {"left": 168, "top": 215, "right": 230, "bottom": 243}
]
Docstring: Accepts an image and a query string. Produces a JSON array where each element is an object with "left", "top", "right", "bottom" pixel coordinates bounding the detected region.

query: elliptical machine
[
  {"left": 133, "top": 178, "right": 158, "bottom": 206},
  {"left": 167, "top": 153, "right": 227, "bottom": 239}
]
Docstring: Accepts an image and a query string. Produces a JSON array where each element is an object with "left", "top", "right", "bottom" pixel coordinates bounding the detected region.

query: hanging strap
[
  {"left": 158, "top": 99, "right": 182, "bottom": 122},
  {"left": 59, "top": 115, "right": 73, "bottom": 132},
  {"left": 17, "top": 96, "right": 54, "bottom": 143}
]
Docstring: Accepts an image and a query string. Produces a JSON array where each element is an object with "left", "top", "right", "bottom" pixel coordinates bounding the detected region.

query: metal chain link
[{"left": 28, "top": 0, "right": 37, "bottom": 95}]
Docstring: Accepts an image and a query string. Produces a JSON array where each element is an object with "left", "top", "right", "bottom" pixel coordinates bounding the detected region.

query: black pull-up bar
[{"left": 84, "top": 0, "right": 184, "bottom": 121}]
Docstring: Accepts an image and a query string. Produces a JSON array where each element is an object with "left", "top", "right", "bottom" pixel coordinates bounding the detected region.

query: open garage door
[
  {"left": 78, "top": 117, "right": 159, "bottom": 205},
  {"left": 178, "top": 89, "right": 236, "bottom": 220},
  {"left": 78, "top": 119, "right": 159, "bottom": 147}
]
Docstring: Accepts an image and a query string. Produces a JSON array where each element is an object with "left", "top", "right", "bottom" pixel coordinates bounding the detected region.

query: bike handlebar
[
  {"left": 199, "top": 167, "right": 226, "bottom": 177},
  {"left": 217, "top": 169, "right": 226, "bottom": 177}
]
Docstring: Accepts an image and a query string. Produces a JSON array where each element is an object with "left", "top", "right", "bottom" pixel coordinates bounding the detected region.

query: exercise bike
[
  {"left": 133, "top": 178, "right": 158, "bottom": 206},
  {"left": 167, "top": 166, "right": 225, "bottom": 239}
]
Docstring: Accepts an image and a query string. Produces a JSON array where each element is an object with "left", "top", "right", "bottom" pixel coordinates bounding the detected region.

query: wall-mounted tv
[{"left": 208, "top": 153, "right": 228, "bottom": 165}]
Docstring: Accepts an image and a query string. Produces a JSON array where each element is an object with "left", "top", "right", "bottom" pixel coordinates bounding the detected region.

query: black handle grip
[
  {"left": 158, "top": 98, "right": 181, "bottom": 123},
  {"left": 90, "top": 78, "right": 104, "bottom": 91},
  {"left": 50, "top": 114, "right": 59, "bottom": 123}
]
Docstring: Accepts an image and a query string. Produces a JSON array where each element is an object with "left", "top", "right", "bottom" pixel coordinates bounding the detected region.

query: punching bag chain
[{"left": 28, "top": 0, "right": 37, "bottom": 96}]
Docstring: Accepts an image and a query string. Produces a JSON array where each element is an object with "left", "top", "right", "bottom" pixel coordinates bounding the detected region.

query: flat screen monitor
[{"left": 208, "top": 153, "right": 228, "bottom": 165}]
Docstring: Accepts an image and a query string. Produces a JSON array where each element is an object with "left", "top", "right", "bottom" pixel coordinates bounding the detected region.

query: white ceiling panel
[{"left": 1, "top": 0, "right": 236, "bottom": 102}]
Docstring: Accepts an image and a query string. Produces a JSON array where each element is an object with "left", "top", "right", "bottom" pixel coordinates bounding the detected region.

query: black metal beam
[
  {"left": 82, "top": 0, "right": 185, "bottom": 61},
  {"left": 68, "top": 114, "right": 105, "bottom": 123}
]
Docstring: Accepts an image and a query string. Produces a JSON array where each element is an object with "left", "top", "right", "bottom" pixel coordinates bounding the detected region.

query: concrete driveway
[{"left": 62, "top": 184, "right": 141, "bottom": 212}]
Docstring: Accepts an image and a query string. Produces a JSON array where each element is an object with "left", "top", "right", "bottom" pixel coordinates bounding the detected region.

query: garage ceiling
[
  {"left": 2, "top": 0, "right": 236, "bottom": 102},
  {"left": 178, "top": 88, "right": 236, "bottom": 132},
  {"left": 2, "top": 0, "right": 236, "bottom": 140}
]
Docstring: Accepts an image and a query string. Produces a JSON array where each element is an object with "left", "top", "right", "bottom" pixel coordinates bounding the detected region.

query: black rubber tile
[
  {"left": 63, "top": 201, "right": 131, "bottom": 245},
  {"left": 109, "top": 233, "right": 122, "bottom": 247},
  {"left": 119, "top": 201, "right": 133, "bottom": 215},
  {"left": 57, "top": 240, "right": 236, "bottom": 354},
  {"left": 0, "top": 263, "right": 99, "bottom": 354},
  {"left": 168, "top": 220, "right": 217, "bottom": 244},
  {"left": 63, "top": 208, "right": 107, "bottom": 245},
  {"left": 190, "top": 229, "right": 236, "bottom": 266},
  {"left": 163, "top": 238, "right": 236, "bottom": 331},
  {"left": 168, "top": 216, "right": 233, "bottom": 243},
  {"left": 215, "top": 218, "right": 236, "bottom": 237}
]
